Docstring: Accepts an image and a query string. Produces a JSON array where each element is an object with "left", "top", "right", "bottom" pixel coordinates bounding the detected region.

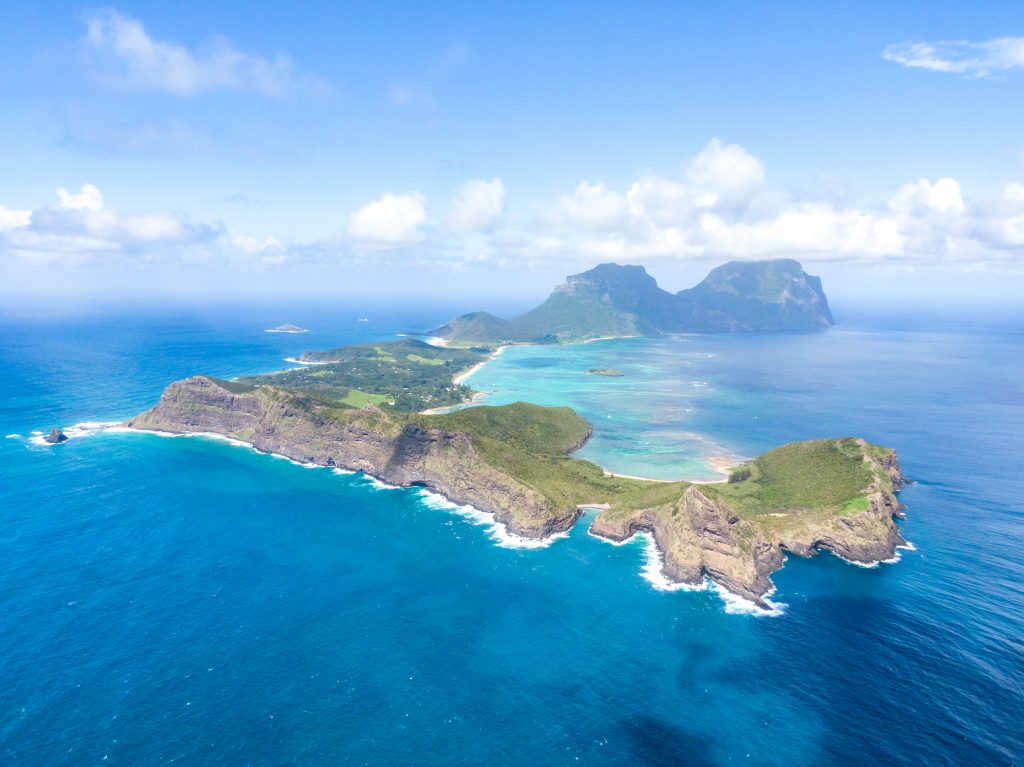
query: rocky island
[
  {"left": 266, "top": 324, "right": 307, "bottom": 333},
  {"left": 588, "top": 368, "right": 624, "bottom": 377},
  {"left": 126, "top": 259, "right": 908, "bottom": 609},
  {"left": 44, "top": 428, "right": 68, "bottom": 444},
  {"left": 429, "top": 258, "right": 834, "bottom": 345},
  {"left": 127, "top": 376, "right": 906, "bottom": 608}
]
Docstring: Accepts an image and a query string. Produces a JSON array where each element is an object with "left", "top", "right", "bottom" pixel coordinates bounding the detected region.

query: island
[
  {"left": 44, "top": 428, "right": 68, "bottom": 444},
  {"left": 266, "top": 324, "right": 307, "bottom": 334},
  {"left": 588, "top": 368, "right": 624, "bottom": 377},
  {"left": 126, "top": 376, "right": 906, "bottom": 608},
  {"left": 429, "top": 258, "right": 834, "bottom": 345},
  {"left": 124, "top": 259, "right": 908, "bottom": 610}
]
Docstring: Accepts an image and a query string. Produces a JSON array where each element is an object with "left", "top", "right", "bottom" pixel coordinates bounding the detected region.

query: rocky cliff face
[
  {"left": 430, "top": 259, "right": 836, "bottom": 344},
  {"left": 128, "top": 377, "right": 907, "bottom": 609},
  {"left": 590, "top": 450, "right": 907, "bottom": 608},
  {"left": 126, "top": 377, "right": 578, "bottom": 539}
]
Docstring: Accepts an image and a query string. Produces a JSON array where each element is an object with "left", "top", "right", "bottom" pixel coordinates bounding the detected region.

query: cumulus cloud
[
  {"left": 883, "top": 37, "right": 1024, "bottom": 78},
  {"left": 57, "top": 184, "right": 105, "bottom": 211},
  {"left": 553, "top": 182, "right": 628, "bottom": 231},
  {"left": 521, "top": 140, "right": 1024, "bottom": 266},
  {"left": 0, "top": 184, "right": 217, "bottom": 262},
  {"left": 5, "top": 143, "right": 1024, "bottom": 274},
  {"left": 446, "top": 178, "right": 506, "bottom": 231},
  {"left": 685, "top": 138, "right": 765, "bottom": 202},
  {"left": 0, "top": 205, "right": 31, "bottom": 232},
  {"left": 347, "top": 192, "right": 427, "bottom": 245},
  {"left": 83, "top": 9, "right": 321, "bottom": 96}
]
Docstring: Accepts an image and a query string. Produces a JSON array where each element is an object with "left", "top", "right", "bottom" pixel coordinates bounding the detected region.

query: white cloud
[
  {"left": 1, "top": 184, "right": 215, "bottom": 261},
  {"left": 83, "top": 9, "right": 319, "bottom": 96},
  {"left": 553, "top": 182, "right": 628, "bottom": 231},
  {"left": 883, "top": 37, "right": 1024, "bottom": 78},
  {"left": 5, "top": 143, "right": 1024, "bottom": 275},
  {"left": 347, "top": 192, "right": 427, "bottom": 245},
  {"left": 626, "top": 176, "right": 713, "bottom": 226},
  {"left": 230, "top": 232, "right": 285, "bottom": 259},
  {"left": 890, "top": 177, "right": 965, "bottom": 216},
  {"left": 57, "top": 183, "right": 105, "bottom": 211},
  {"left": 686, "top": 138, "right": 765, "bottom": 202},
  {"left": 446, "top": 178, "right": 506, "bottom": 231},
  {"left": 0, "top": 206, "right": 31, "bottom": 232},
  {"left": 524, "top": 143, "right": 1024, "bottom": 265}
]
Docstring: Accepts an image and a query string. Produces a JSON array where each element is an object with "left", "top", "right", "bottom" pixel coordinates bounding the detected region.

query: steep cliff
[
  {"left": 590, "top": 440, "right": 907, "bottom": 607},
  {"left": 429, "top": 259, "right": 835, "bottom": 344},
  {"left": 127, "top": 378, "right": 907, "bottom": 608},
  {"left": 125, "top": 376, "right": 576, "bottom": 538}
]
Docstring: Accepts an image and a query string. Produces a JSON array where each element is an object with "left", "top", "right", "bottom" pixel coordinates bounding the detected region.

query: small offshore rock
[{"left": 44, "top": 428, "right": 68, "bottom": 444}]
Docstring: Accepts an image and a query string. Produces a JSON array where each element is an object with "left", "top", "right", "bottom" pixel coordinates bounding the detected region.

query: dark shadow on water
[{"left": 619, "top": 714, "right": 718, "bottom": 767}]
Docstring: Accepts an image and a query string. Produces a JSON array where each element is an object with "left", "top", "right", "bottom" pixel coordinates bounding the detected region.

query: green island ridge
[
  {"left": 428, "top": 258, "right": 834, "bottom": 345},
  {"left": 125, "top": 260, "right": 907, "bottom": 609}
]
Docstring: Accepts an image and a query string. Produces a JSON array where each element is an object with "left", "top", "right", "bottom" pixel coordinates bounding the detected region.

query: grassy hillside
[
  {"left": 704, "top": 438, "right": 879, "bottom": 517},
  {"left": 420, "top": 403, "right": 689, "bottom": 509}
]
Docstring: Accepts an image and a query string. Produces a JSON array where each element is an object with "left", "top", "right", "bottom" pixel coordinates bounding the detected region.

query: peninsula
[
  {"left": 126, "top": 259, "right": 908, "bottom": 609},
  {"left": 127, "top": 377, "right": 906, "bottom": 608}
]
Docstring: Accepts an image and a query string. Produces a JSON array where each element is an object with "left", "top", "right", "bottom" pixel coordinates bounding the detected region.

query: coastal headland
[
  {"left": 126, "top": 370, "right": 907, "bottom": 608},
  {"left": 123, "top": 259, "right": 909, "bottom": 610}
]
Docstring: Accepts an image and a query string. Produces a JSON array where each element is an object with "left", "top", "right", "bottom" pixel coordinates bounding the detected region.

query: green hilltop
[{"left": 429, "top": 259, "right": 834, "bottom": 345}]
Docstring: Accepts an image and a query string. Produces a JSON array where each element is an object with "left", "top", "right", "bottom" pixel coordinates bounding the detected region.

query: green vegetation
[
  {"left": 232, "top": 334, "right": 882, "bottom": 526},
  {"left": 407, "top": 353, "right": 446, "bottom": 366},
  {"left": 727, "top": 466, "right": 752, "bottom": 483},
  {"left": 428, "top": 260, "right": 834, "bottom": 344},
  {"left": 339, "top": 390, "right": 392, "bottom": 408},
  {"left": 242, "top": 338, "right": 484, "bottom": 412},
  {"left": 705, "top": 438, "right": 876, "bottom": 518},
  {"left": 208, "top": 378, "right": 258, "bottom": 395},
  {"left": 419, "top": 403, "right": 689, "bottom": 510}
]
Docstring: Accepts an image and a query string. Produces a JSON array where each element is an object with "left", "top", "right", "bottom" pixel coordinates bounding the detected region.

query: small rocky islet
[{"left": 43, "top": 428, "right": 68, "bottom": 444}]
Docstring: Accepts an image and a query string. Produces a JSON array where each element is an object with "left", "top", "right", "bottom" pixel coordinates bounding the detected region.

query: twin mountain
[{"left": 429, "top": 259, "right": 834, "bottom": 344}]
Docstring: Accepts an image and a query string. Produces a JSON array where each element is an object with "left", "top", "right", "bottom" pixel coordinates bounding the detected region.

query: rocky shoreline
[{"left": 125, "top": 376, "right": 908, "bottom": 610}]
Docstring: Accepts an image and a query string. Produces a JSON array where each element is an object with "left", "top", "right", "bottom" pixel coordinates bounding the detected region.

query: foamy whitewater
[{"left": 2, "top": 306, "right": 1022, "bottom": 765}]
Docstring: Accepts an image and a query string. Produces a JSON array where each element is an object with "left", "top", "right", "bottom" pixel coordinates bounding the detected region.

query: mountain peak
[{"left": 430, "top": 259, "right": 834, "bottom": 343}]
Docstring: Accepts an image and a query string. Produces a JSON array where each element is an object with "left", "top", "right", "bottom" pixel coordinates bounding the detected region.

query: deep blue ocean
[{"left": 1, "top": 300, "right": 1022, "bottom": 766}]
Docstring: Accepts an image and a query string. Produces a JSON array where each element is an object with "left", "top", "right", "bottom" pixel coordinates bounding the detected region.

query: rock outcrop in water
[
  {"left": 127, "top": 377, "right": 907, "bottom": 609},
  {"left": 44, "top": 428, "right": 68, "bottom": 444}
]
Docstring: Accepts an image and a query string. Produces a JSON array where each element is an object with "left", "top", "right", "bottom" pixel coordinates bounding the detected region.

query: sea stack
[{"left": 44, "top": 428, "right": 68, "bottom": 444}]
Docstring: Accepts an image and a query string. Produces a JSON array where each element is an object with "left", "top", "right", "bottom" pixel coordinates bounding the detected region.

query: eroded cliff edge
[
  {"left": 127, "top": 376, "right": 907, "bottom": 608},
  {"left": 125, "top": 376, "right": 578, "bottom": 539}
]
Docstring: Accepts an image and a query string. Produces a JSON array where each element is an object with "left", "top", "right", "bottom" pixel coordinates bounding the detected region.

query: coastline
[
  {"left": 453, "top": 344, "right": 508, "bottom": 386},
  {"left": 115, "top": 423, "right": 569, "bottom": 551},
  {"left": 30, "top": 412, "right": 907, "bottom": 614},
  {"left": 418, "top": 344, "right": 509, "bottom": 415}
]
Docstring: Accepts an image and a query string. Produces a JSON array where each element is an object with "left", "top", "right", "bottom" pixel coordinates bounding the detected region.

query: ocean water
[{"left": 1, "top": 302, "right": 1022, "bottom": 765}]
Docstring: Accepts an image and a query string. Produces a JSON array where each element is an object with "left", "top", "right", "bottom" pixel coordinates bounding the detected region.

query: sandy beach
[{"left": 452, "top": 345, "right": 507, "bottom": 386}]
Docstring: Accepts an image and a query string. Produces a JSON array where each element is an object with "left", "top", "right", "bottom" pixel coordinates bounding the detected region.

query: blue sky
[{"left": 2, "top": 1, "right": 1024, "bottom": 303}]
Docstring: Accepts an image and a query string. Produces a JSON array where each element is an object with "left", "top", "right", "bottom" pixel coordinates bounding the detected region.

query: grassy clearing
[
  {"left": 339, "top": 390, "right": 392, "bottom": 408},
  {"left": 407, "top": 353, "right": 446, "bottom": 366}
]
